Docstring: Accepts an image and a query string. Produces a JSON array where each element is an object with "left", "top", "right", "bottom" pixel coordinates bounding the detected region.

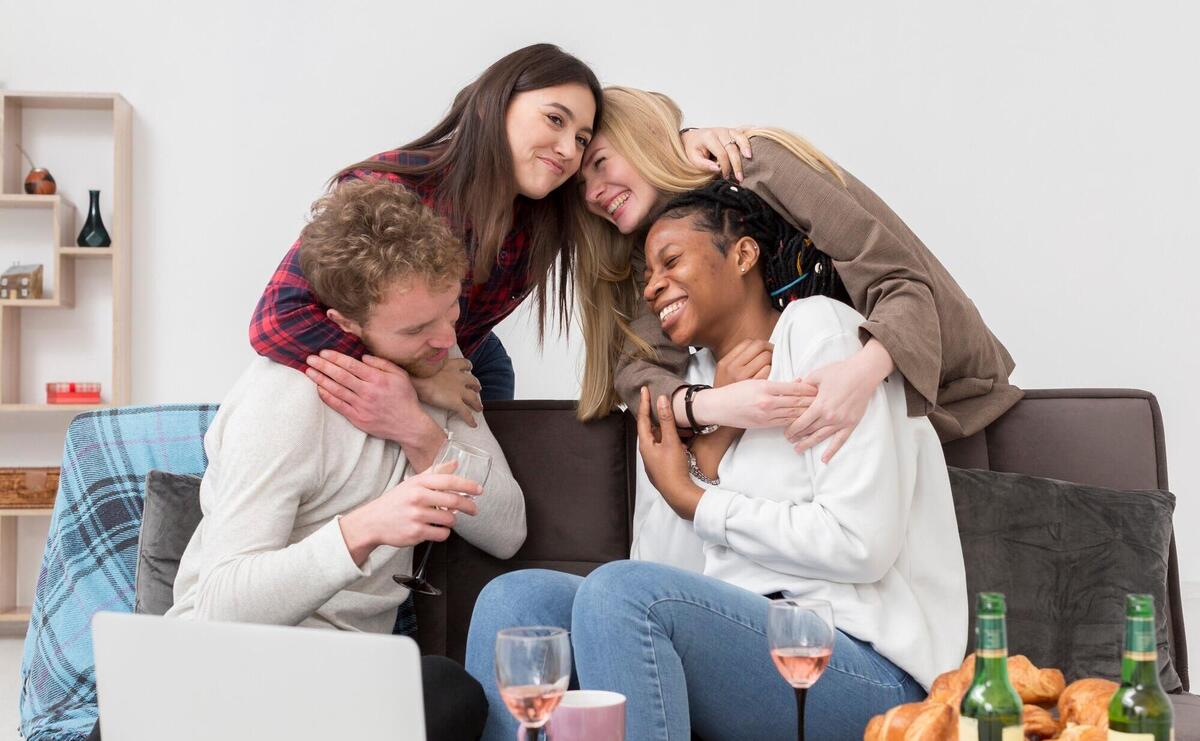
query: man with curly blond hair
[{"left": 163, "top": 179, "right": 526, "bottom": 740}]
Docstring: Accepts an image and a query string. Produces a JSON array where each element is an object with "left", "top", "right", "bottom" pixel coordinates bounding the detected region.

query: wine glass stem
[
  {"left": 411, "top": 540, "right": 433, "bottom": 579},
  {"left": 794, "top": 687, "right": 807, "bottom": 741}
]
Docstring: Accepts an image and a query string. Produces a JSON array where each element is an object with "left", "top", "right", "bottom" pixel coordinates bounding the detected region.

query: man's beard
[{"left": 398, "top": 351, "right": 447, "bottom": 379}]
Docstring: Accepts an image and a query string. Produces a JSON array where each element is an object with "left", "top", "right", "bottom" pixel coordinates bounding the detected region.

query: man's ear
[
  {"left": 327, "top": 308, "right": 363, "bottom": 339},
  {"left": 733, "top": 236, "right": 761, "bottom": 274}
]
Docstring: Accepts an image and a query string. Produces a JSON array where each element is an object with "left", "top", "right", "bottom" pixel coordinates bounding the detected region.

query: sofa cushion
[
  {"left": 949, "top": 467, "right": 1180, "bottom": 691},
  {"left": 134, "top": 470, "right": 203, "bottom": 616}
]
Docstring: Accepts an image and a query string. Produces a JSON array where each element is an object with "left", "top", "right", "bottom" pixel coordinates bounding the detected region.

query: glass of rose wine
[
  {"left": 495, "top": 626, "right": 571, "bottom": 741},
  {"left": 393, "top": 435, "right": 491, "bottom": 596},
  {"left": 768, "top": 598, "right": 835, "bottom": 741}
]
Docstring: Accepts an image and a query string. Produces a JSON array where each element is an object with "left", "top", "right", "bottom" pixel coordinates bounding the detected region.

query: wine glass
[
  {"left": 768, "top": 598, "right": 835, "bottom": 741},
  {"left": 393, "top": 435, "right": 491, "bottom": 596},
  {"left": 495, "top": 626, "right": 571, "bottom": 741}
]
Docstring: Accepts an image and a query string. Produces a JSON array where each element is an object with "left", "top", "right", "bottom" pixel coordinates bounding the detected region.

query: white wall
[{"left": 1, "top": 1, "right": 1197, "bottom": 588}]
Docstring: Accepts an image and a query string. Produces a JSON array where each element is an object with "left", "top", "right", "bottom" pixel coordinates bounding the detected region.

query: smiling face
[
  {"left": 330, "top": 277, "right": 461, "bottom": 379},
  {"left": 504, "top": 83, "right": 597, "bottom": 200},
  {"left": 580, "top": 133, "right": 664, "bottom": 234},
  {"left": 642, "top": 214, "right": 756, "bottom": 348}
]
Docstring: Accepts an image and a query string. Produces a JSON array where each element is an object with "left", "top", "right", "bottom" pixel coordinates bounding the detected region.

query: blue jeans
[
  {"left": 467, "top": 331, "right": 515, "bottom": 402},
  {"left": 465, "top": 562, "right": 925, "bottom": 741}
]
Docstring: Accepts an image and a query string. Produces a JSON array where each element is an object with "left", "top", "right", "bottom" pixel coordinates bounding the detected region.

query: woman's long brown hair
[{"left": 335, "top": 43, "right": 603, "bottom": 340}]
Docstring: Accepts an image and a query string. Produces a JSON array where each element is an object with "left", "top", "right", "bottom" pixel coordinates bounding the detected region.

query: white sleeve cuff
[
  {"left": 692, "top": 487, "right": 736, "bottom": 547},
  {"left": 318, "top": 515, "right": 368, "bottom": 583}
]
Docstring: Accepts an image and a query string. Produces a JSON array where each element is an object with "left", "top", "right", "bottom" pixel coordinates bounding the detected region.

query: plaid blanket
[
  {"left": 19, "top": 403, "right": 421, "bottom": 740},
  {"left": 18, "top": 405, "right": 218, "bottom": 741}
]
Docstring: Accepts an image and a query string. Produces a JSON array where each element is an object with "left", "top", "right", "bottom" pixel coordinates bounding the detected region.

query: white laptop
[{"left": 92, "top": 612, "right": 425, "bottom": 741}]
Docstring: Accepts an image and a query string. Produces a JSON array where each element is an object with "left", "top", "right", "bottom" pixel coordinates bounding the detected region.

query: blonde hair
[
  {"left": 574, "top": 86, "right": 844, "bottom": 420},
  {"left": 299, "top": 178, "right": 468, "bottom": 325}
]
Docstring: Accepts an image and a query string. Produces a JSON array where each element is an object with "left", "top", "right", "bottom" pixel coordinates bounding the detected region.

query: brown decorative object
[
  {"left": 0, "top": 467, "right": 60, "bottom": 508},
  {"left": 0, "top": 263, "right": 44, "bottom": 300},
  {"left": 23, "top": 167, "right": 57, "bottom": 195},
  {"left": 16, "top": 144, "right": 56, "bottom": 195}
]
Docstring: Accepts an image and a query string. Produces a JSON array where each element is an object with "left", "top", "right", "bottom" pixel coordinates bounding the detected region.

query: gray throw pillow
[
  {"left": 949, "top": 467, "right": 1180, "bottom": 692},
  {"left": 134, "top": 470, "right": 203, "bottom": 616}
]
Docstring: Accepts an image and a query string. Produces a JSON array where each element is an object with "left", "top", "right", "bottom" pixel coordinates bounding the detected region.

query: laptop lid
[{"left": 92, "top": 612, "right": 425, "bottom": 741}]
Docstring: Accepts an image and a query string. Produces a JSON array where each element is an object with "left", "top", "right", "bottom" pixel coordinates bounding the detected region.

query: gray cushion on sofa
[
  {"left": 949, "top": 466, "right": 1180, "bottom": 692},
  {"left": 134, "top": 470, "right": 203, "bottom": 616}
]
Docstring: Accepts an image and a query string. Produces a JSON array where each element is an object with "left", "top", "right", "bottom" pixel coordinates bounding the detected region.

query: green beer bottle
[
  {"left": 959, "top": 592, "right": 1024, "bottom": 741},
  {"left": 1108, "top": 594, "right": 1174, "bottom": 740}
]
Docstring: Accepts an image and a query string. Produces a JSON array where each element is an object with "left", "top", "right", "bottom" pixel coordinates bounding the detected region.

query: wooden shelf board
[
  {"left": 0, "top": 298, "right": 65, "bottom": 308},
  {"left": 0, "top": 403, "right": 108, "bottom": 413},
  {"left": 2, "top": 91, "right": 120, "bottom": 110},
  {"left": 0, "top": 509, "right": 53, "bottom": 517},
  {"left": 0, "top": 608, "right": 32, "bottom": 623},
  {"left": 0, "top": 194, "right": 60, "bottom": 208},
  {"left": 59, "top": 246, "right": 115, "bottom": 257}
]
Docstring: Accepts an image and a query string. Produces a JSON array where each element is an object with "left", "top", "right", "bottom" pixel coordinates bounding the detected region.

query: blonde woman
[{"left": 574, "top": 86, "right": 1021, "bottom": 458}]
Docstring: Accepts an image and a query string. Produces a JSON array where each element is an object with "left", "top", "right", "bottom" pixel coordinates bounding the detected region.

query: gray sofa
[
  {"left": 18, "top": 389, "right": 1199, "bottom": 739},
  {"left": 416, "top": 390, "right": 1198, "bottom": 735}
]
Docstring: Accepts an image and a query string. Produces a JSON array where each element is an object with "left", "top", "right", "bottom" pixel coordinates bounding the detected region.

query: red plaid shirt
[{"left": 249, "top": 150, "right": 534, "bottom": 370}]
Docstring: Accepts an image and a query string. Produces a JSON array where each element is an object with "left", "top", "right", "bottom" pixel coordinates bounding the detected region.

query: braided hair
[{"left": 656, "top": 179, "right": 849, "bottom": 310}]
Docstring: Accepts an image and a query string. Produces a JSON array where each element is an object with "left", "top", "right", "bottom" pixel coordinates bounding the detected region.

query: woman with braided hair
[
  {"left": 465, "top": 179, "right": 967, "bottom": 739},
  {"left": 573, "top": 86, "right": 1021, "bottom": 461}
]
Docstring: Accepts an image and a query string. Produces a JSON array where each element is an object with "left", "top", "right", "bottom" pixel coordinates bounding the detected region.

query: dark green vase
[{"left": 76, "top": 189, "right": 112, "bottom": 247}]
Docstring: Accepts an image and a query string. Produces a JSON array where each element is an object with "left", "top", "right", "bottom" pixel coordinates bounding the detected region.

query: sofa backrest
[
  {"left": 414, "top": 401, "right": 635, "bottom": 661},
  {"left": 419, "top": 390, "right": 1187, "bottom": 692},
  {"left": 942, "top": 389, "right": 1183, "bottom": 689}
]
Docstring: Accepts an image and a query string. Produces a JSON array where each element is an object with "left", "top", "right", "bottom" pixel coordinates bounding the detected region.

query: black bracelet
[{"left": 684, "top": 384, "right": 719, "bottom": 435}]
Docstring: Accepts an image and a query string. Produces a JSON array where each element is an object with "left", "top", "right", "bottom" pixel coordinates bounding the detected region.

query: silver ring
[{"left": 725, "top": 139, "right": 737, "bottom": 147}]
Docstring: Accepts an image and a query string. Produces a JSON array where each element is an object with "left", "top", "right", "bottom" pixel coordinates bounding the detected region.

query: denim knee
[
  {"left": 474, "top": 569, "right": 575, "bottom": 624},
  {"left": 572, "top": 561, "right": 662, "bottom": 630}
]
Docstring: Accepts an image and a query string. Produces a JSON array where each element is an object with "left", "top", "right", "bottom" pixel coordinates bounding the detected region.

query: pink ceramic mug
[{"left": 544, "top": 690, "right": 626, "bottom": 741}]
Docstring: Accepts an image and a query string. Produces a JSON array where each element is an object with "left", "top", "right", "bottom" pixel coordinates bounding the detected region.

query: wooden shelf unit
[{"left": 0, "top": 91, "right": 132, "bottom": 629}]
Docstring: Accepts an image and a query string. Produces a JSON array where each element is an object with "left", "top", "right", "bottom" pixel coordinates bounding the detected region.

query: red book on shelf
[{"left": 46, "top": 382, "right": 102, "bottom": 404}]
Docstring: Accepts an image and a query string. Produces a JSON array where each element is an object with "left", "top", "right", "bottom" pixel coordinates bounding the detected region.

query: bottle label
[
  {"left": 959, "top": 717, "right": 1022, "bottom": 741},
  {"left": 977, "top": 616, "right": 1007, "bottom": 651},
  {"left": 1108, "top": 732, "right": 1175, "bottom": 741},
  {"left": 1125, "top": 615, "right": 1156, "bottom": 654}
]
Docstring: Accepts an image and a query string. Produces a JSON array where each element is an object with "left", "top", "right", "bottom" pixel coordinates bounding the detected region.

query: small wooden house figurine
[{"left": 0, "top": 263, "right": 44, "bottom": 300}]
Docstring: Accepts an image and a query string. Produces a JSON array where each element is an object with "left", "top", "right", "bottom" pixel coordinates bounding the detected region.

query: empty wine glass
[
  {"left": 768, "top": 598, "right": 835, "bottom": 741},
  {"left": 393, "top": 435, "right": 491, "bottom": 596},
  {"left": 495, "top": 627, "right": 571, "bottom": 741}
]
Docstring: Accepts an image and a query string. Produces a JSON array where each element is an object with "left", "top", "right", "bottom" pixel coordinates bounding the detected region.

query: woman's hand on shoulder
[
  {"left": 786, "top": 339, "right": 896, "bottom": 463},
  {"left": 409, "top": 357, "right": 484, "bottom": 428},
  {"left": 681, "top": 127, "right": 754, "bottom": 181},
  {"left": 305, "top": 350, "right": 428, "bottom": 441}
]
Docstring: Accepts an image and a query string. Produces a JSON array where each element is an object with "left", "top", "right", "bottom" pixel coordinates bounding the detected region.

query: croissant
[
  {"left": 1055, "top": 723, "right": 1107, "bottom": 741},
  {"left": 926, "top": 661, "right": 971, "bottom": 706},
  {"left": 1023, "top": 704, "right": 1058, "bottom": 740},
  {"left": 1057, "top": 678, "right": 1118, "bottom": 730},
  {"left": 1007, "top": 655, "right": 1066, "bottom": 705},
  {"left": 927, "top": 654, "right": 1066, "bottom": 707},
  {"left": 862, "top": 701, "right": 956, "bottom": 741}
]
